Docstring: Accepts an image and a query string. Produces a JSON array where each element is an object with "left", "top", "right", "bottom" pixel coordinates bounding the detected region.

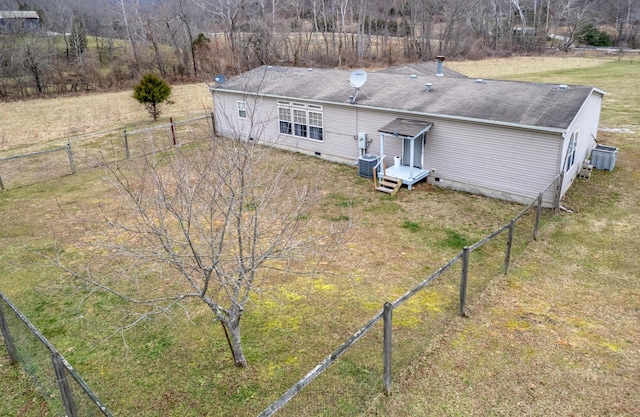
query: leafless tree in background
[{"left": 0, "top": 0, "right": 636, "bottom": 98}]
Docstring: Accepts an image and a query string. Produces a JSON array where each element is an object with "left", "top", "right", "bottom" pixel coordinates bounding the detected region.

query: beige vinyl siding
[
  {"left": 559, "top": 92, "right": 603, "bottom": 195},
  {"left": 213, "top": 90, "right": 566, "bottom": 205},
  {"left": 213, "top": 92, "right": 414, "bottom": 165},
  {"left": 423, "top": 118, "right": 562, "bottom": 205}
]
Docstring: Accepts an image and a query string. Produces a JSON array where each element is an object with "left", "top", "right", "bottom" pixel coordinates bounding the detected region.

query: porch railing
[{"left": 372, "top": 155, "right": 386, "bottom": 189}]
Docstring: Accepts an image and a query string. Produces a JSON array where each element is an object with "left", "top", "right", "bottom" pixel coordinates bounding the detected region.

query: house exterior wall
[
  {"left": 559, "top": 91, "right": 603, "bottom": 196},
  {"left": 422, "top": 119, "right": 561, "bottom": 205},
  {"left": 213, "top": 92, "right": 362, "bottom": 164},
  {"left": 213, "top": 90, "right": 569, "bottom": 206}
]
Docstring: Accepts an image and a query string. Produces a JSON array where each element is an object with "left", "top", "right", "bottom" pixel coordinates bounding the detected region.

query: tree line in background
[{"left": 0, "top": 0, "right": 638, "bottom": 99}]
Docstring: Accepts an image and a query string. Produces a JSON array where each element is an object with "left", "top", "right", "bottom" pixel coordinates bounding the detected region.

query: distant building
[{"left": 0, "top": 11, "right": 41, "bottom": 33}]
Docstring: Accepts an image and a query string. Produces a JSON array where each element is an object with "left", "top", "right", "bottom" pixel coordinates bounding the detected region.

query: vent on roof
[
  {"left": 558, "top": 84, "right": 568, "bottom": 90},
  {"left": 425, "top": 83, "right": 433, "bottom": 92},
  {"left": 436, "top": 56, "right": 445, "bottom": 77},
  {"left": 410, "top": 74, "right": 417, "bottom": 79},
  {"left": 475, "top": 78, "right": 484, "bottom": 84}
]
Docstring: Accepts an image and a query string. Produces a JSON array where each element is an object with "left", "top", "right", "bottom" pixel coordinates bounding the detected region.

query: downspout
[{"left": 557, "top": 131, "right": 568, "bottom": 201}]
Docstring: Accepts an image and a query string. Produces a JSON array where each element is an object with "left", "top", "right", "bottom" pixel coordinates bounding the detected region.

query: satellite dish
[
  {"left": 214, "top": 74, "right": 226, "bottom": 85},
  {"left": 349, "top": 70, "right": 367, "bottom": 88}
]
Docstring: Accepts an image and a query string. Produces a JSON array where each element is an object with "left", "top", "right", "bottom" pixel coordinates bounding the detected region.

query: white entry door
[{"left": 402, "top": 135, "right": 423, "bottom": 169}]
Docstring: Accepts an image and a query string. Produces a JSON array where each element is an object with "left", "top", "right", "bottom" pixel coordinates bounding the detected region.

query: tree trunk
[{"left": 223, "top": 318, "right": 247, "bottom": 367}]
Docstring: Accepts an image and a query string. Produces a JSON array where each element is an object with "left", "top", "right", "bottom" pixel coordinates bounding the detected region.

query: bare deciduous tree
[{"left": 55, "top": 132, "right": 343, "bottom": 367}]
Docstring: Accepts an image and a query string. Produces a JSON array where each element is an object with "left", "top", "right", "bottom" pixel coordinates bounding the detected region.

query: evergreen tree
[{"left": 133, "top": 74, "right": 173, "bottom": 121}]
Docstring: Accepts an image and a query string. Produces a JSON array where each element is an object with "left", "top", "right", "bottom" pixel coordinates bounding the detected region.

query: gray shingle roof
[
  {"left": 213, "top": 66, "right": 603, "bottom": 131},
  {"left": 379, "top": 118, "right": 433, "bottom": 137},
  {"left": 375, "top": 62, "right": 467, "bottom": 78}
]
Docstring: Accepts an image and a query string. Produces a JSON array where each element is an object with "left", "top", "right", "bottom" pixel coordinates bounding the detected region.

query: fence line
[
  {"left": 258, "top": 175, "right": 559, "bottom": 416},
  {"left": 124, "top": 113, "right": 212, "bottom": 136},
  {"left": 0, "top": 291, "right": 113, "bottom": 416},
  {"left": 0, "top": 113, "right": 214, "bottom": 191},
  {"left": 0, "top": 145, "right": 68, "bottom": 163}
]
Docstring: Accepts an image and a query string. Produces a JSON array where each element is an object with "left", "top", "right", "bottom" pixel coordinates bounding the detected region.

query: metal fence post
[
  {"left": 504, "top": 220, "right": 515, "bottom": 275},
  {"left": 533, "top": 192, "right": 543, "bottom": 240},
  {"left": 170, "top": 117, "right": 177, "bottom": 146},
  {"left": 123, "top": 128, "right": 130, "bottom": 159},
  {"left": 51, "top": 352, "right": 78, "bottom": 417},
  {"left": 66, "top": 143, "right": 76, "bottom": 174},
  {"left": 383, "top": 302, "right": 393, "bottom": 396},
  {"left": 0, "top": 301, "right": 18, "bottom": 364},
  {"left": 459, "top": 247, "right": 470, "bottom": 317}
]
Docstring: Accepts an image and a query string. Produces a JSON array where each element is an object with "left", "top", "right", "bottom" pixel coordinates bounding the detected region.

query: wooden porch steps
[{"left": 376, "top": 175, "right": 402, "bottom": 195}]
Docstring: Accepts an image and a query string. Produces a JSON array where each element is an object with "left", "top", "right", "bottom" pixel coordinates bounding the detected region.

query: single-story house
[
  {"left": 0, "top": 11, "right": 40, "bottom": 33},
  {"left": 209, "top": 62, "right": 604, "bottom": 207}
]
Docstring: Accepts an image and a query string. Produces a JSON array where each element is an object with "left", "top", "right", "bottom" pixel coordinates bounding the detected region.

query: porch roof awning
[{"left": 378, "top": 118, "right": 434, "bottom": 138}]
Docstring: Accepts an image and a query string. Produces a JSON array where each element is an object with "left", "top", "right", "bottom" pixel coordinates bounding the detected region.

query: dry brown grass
[
  {"left": 1, "top": 55, "right": 638, "bottom": 416},
  {"left": 447, "top": 55, "right": 611, "bottom": 79},
  {"left": 0, "top": 83, "right": 212, "bottom": 153}
]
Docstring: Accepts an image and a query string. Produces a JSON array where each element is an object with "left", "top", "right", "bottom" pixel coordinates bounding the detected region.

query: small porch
[
  {"left": 376, "top": 118, "right": 433, "bottom": 191},
  {"left": 383, "top": 163, "right": 429, "bottom": 190}
]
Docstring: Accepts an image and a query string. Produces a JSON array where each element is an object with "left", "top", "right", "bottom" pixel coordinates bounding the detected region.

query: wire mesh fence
[
  {"left": 0, "top": 113, "right": 214, "bottom": 191},
  {"left": 1, "top": 119, "right": 560, "bottom": 416},
  {"left": 0, "top": 145, "right": 76, "bottom": 190},
  {"left": 0, "top": 291, "right": 112, "bottom": 417},
  {"left": 276, "top": 320, "right": 386, "bottom": 417},
  {"left": 258, "top": 183, "right": 558, "bottom": 416}
]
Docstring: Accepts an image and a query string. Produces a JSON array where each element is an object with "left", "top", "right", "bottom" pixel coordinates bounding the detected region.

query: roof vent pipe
[
  {"left": 425, "top": 83, "right": 432, "bottom": 92},
  {"left": 436, "top": 56, "right": 445, "bottom": 77}
]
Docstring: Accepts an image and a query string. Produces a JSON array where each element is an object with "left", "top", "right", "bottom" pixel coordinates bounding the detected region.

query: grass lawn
[
  {"left": 368, "top": 56, "right": 640, "bottom": 416},
  {"left": 1, "top": 55, "right": 639, "bottom": 416}
]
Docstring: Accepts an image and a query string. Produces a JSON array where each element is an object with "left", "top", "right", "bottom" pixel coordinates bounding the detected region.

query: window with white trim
[
  {"left": 278, "top": 107, "right": 292, "bottom": 134},
  {"left": 277, "top": 102, "right": 323, "bottom": 141},
  {"left": 565, "top": 132, "right": 578, "bottom": 171},
  {"left": 237, "top": 101, "right": 247, "bottom": 119},
  {"left": 308, "top": 111, "right": 323, "bottom": 140}
]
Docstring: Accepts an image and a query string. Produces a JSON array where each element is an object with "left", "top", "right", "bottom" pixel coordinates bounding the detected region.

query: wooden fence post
[
  {"left": 383, "top": 302, "right": 393, "bottom": 396},
  {"left": 51, "top": 352, "right": 78, "bottom": 417},
  {"left": 504, "top": 220, "right": 515, "bottom": 275},
  {"left": 554, "top": 171, "right": 565, "bottom": 213},
  {"left": 66, "top": 143, "right": 76, "bottom": 174},
  {"left": 459, "top": 247, "right": 470, "bottom": 317},
  {"left": 210, "top": 111, "right": 216, "bottom": 136},
  {"left": 0, "top": 302, "right": 18, "bottom": 365},
  {"left": 123, "top": 128, "right": 130, "bottom": 159},
  {"left": 534, "top": 193, "right": 543, "bottom": 240},
  {"left": 0, "top": 174, "right": 4, "bottom": 191}
]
